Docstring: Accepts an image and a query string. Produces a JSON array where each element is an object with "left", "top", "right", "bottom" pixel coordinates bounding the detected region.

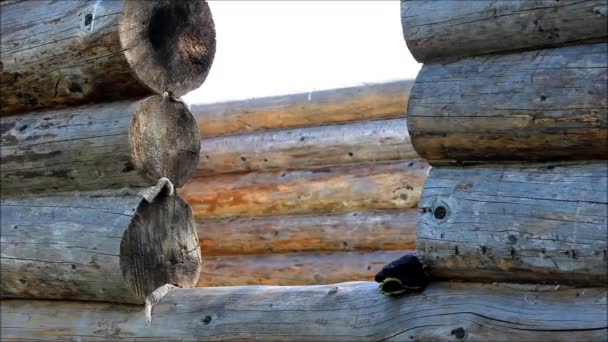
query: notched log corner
[{"left": 0, "top": 186, "right": 201, "bottom": 304}]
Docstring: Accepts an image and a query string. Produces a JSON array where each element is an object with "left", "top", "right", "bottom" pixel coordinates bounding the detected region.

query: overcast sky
[{"left": 183, "top": 1, "right": 421, "bottom": 105}]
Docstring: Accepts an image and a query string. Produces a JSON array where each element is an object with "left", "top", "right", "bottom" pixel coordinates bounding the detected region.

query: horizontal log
[
  {"left": 2, "top": 282, "right": 606, "bottom": 341},
  {"left": 197, "top": 251, "right": 408, "bottom": 286},
  {"left": 198, "top": 118, "right": 416, "bottom": 175},
  {"left": 0, "top": 0, "right": 215, "bottom": 114},
  {"left": 1, "top": 96, "right": 200, "bottom": 197},
  {"left": 408, "top": 43, "right": 608, "bottom": 164},
  {"left": 0, "top": 186, "right": 201, "bottom": 304},
  {"left": 179, "top": 160, "right": 429, "bottom": 219},
  {"left": 198, "top": 210, "right": 416, "bottom": 256},
  {"left": 192, "top": 80, "right": 413, "bottom": 137},
  {"left": 417, "top": 162, "right": 608, "bottom": 286},
  {"left": 401, "top": 0, "right": 608, "bottom": 62}
]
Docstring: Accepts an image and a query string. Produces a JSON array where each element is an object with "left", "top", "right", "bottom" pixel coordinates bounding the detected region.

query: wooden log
[
  {"left": 198, "top": 118, "right": 417, "bottom": 175},
  {"left": 197, "top": 251, "right": 407, "bottom": 286},
  {"left": 408, "top": 43, "right": 608, "bottom": 164},
  {"left": 179, "top": 160, "right": 429, "bottom": 219},
  {"left": 198, "top": 210, "right": 417, "bottom": 256},
  {"left": 2, "top": 282, "right": 606, "bottom": 341},
  {"left": 417, "top": 162, "right": 608, "bottom": 286},
  {"left": 0, "top": 0, "right": 215, "bottom": 114},
  {"left": 0, "top": 186, "right": 201, "bottom": 304},
  {"left": 192, "top": 80, "right": 413, "bottom": 137},
  {"left": 401, "top": 0, "right": 608, "bottom": 63},
  {"left": 1, "top": 95, "right": 200, "bottom": 197}
]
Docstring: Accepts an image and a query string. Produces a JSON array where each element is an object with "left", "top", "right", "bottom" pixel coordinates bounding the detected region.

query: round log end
[
  {"left": 129, "top": 95, "right": 201, "bottom": 188},
  {"left": 120, "top": 190, "right": 201, "bottom": 302},
  {"left": 119, "top": 0, "right": 216, "bottom": 96}
]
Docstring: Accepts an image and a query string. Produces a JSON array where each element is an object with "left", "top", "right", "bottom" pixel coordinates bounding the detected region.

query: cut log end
[
  {"left": 120, "top": 189, "right": 201, "bottom": 301},
  {"left": 120, "top": 0, "right": 216, "bottom": 96},
  {"left": 129, "top": 95, "right": 201, "bottom": 188}
]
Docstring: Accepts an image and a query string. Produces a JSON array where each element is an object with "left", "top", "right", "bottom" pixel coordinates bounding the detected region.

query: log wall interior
[{"left": 187, "top": 81, "right": 423, "bottom": 286}]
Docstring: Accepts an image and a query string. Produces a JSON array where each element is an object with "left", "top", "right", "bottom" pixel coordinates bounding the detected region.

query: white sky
[{"left": 183, "top": 1, "right": 421, "bottom": 105}]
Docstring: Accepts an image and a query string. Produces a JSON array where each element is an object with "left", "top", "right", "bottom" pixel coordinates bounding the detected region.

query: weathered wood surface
[
  {"left": 401, "top": 0, "right": 608, "bottom": 62},
  {"left": 198, "top": 118, "right": 416, "bottom": 175},
  {"left": 418, "top": 162, "right": 608, "bottom": 286},
  {"left": 0, "top": 187, "right": 201, "bottom": 304},
  {"left": 1, "top": 95, "right": 200, "bottom": 197},
  {"left": 2, "top": 282, "right": 606, "bottom": 341},
  {"left": 180, "top": 160, "right": 429, "bottom": 219},
  {"left": 198, "top": 210, "right": 416, "bottom": 256},
  {"left": 0, "top": 0, "right": 215, "bottom": 114},
  {"left": 408, "top": 43, "right": 608, "bottom": 164},
  {"left": 197, "top": 251, "right": 407, "bottom": 286},
  {"left": 192, "top": 80, "right": 412, "bottom": 137}
]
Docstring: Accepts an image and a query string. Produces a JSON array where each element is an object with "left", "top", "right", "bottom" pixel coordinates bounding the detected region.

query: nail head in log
[
  {"left": 407, "top": 43, "right": 608, "bottom": 165},
  {"left": 417, "top": 162, "right": 608, "bottom": 286},
  {"left": 198, "top": 210, "right": 417, "bottom": 256},
  {"left": 198, "top": 118, "right": 417, "bottom": 175},
  {"left": 191, "top": 80, "right": 413, "bottom": 137},
  {"left": 179, "top": 160, "right": 429, "bottom": 219},
  {"left": 0, "top": 187, "right": 201, "bottom": 304},
  {"left": 0, "top": 0, "right": 216, "bottom": 114},
  {"left": 1, "top": 95, "right": 200, "bottom": 197},
  {"left": 2, "top": 283, "right": 606, "bottom": 341},
  {"left": 401, "top": 0, "right": 608, "bottom": 62}
]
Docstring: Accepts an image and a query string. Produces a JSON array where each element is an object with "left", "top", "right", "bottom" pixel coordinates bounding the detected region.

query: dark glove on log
[{"left": 375, "top": 253, "right": 429, "bottom": 296}]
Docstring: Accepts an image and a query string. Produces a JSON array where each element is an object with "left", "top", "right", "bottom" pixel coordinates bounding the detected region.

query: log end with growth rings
[
  {"left": 129, "top": 95, "right": 201, "bottom": 188},
  {"left": 120, "top": 184, "right": 202, "bottom": 303},
  {"left": 119, "top": 0, "right": 216, "bottom": 96}
]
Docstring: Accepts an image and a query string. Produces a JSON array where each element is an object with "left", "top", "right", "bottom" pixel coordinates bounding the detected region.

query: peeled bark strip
[
  {"left": 198, "top": 118, "right": 417, "bottom": 175},
  {"left": 198, "top": 210, "right": 417, "bottom": 256},
  {"left": 197, "top": 251, "right": 408, "bottom": 286},
  {"left": 1, "top": 95, "right": 200, "bottom": 197},
  {"left": 408, "top": 43, "right": 608, "bottom": 164},
  {"left": 192, "top": 80, "right": 413, "bottom": 137},
  {"left": 0, "top": 0, "right": 215, "bottom": 114},
  {"left": 2, "top": 282, "right": 606, "bottom": 341},
  {"left": 179, "top": 160, "right": 429, "bottom": 219},
  {"left": 401, "top": 0, "right": 608, "bottom": 62},
  {"left": 0, "top": 187, "right": 201, "bottom": 304},
  {"left": 417, "top": 162, "right": 608, "bottom": 286}
]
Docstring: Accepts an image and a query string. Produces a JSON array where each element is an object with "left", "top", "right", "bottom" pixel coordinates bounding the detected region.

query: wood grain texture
[
  {"left": 417, "top": 162, "right": 608, "bottom": 286},
  {"left": 0, "top": 0, "right": 215, "bottom": 114},
  {"left": 198, "top": 118, "right": 417, "bottom": 175},
  {"left": 408, "top": 43, "right": 608, "bottom": 164},
  {"left": 401, "top": 0, "right": 608, "bottom": 62},
  {"left": 197, "top": 251, "right": 408, "bottom": 286},
  {"left": 0, "top": 189, "right": 201, "bottom": 304},
  {"left": 2, "top": 282, "right": 606, "bottom": 341},
  {"left": 180, "top": 160, "right": 429, "bottom": 219},
  {"left": 198, "top": 210, "right": 416, "bottom": 256},
  {"left": 192, "top": 80, "right": 413, "bottom": 137},
  {"left": 1, "top": 96, "right": 200, "bottom": 197}
]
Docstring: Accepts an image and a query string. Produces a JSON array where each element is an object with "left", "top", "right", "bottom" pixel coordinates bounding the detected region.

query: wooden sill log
[
  {"left": 417, "top": 162, "right": 608, "bottom": 287},
  {"left": 401, "top": 0, "right": 608, "bottom": 63},
  {"left": 179, "top": 160, "right": 429, "bottom": 219},
  {"left": 0, "top": 0, "right": 215, "bottom": 114},
  {"left": 198, "top": 210, "right": 416, "bottom": 256},
  {"left": 1, "top": 95, "right": 200, "bottom": 197},
  {"left": 0, "top": 184, "right": 201, "bottom": 304},
  {"left": 198, "top": 118, "right": 417, "bottom": 175},
  {"left": 192, "top": 80, "right": 413, "bottom": 137},
  {"left": 408, "top": 43, "right": 608, "bottom": 165},
  {"left": 2, "top": 282, "right": 606, "bottom": 341},
  {"left": 197, "top": 251, "right": 408, "bottom": 286}
]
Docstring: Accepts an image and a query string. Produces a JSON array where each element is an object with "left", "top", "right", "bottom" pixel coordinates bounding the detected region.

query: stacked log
[
  {"left": 184, "top": 80, "right": 426, "bottom": 285},
  {"left": 399, "top": 1, "right": 608, "bottom": 337},
  {"left": 1, "top": 0, "right": 214, "bottom": 308}
]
